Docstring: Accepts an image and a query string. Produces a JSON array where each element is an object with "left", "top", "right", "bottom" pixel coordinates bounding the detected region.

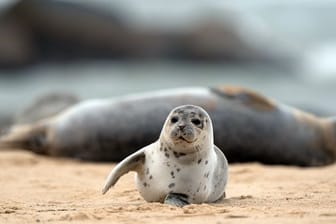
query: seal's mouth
[{"left": 177, "top": 136, "right": 195, "bottom": 143}]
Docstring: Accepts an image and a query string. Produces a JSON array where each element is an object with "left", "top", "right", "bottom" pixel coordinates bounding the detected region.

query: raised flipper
[
  {"left": 164, "top": 193, "right": 190, "bottom": 207},
  {"left": 102, "top": 148, "right": 146, "bottom": 194}
]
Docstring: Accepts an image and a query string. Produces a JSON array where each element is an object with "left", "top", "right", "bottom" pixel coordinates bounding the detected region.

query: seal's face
[{"left": 162, "top": 105, "right": 211, "bottom": 149}]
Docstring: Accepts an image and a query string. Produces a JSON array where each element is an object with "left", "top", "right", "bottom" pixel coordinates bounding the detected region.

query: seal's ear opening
[{"left": 0, "top": 122, "right": 48, "bottom": 155}]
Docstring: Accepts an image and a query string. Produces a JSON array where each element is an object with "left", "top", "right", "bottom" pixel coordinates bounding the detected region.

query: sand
[{"left": 0, "top": 150, "right": 336, "bottom": 224}]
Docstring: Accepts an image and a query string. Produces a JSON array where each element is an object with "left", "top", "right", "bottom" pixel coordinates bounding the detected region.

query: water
[{"left": 0, "top": 61, "right": 335, "bottom": 117}]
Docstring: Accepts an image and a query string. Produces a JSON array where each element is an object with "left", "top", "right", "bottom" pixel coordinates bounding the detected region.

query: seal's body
[
  {"left": 102, "top": 105, "right": 228, "bottom": 206},
  {"left": 1, "top": 86, "right": 335, "bottom": 166}
]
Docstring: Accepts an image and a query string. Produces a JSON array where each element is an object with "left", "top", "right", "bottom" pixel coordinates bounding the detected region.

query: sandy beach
[{"left": 0, "top": 150, "right": 335, "bottom": 224}]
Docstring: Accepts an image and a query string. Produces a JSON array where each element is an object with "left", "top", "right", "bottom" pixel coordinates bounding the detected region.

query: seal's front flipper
[
  {"left": 164, "top": 193, "right": 190, "bottom": 207},
  {"left": 102, "top": 148, "right": 145, "bottom": 194}
]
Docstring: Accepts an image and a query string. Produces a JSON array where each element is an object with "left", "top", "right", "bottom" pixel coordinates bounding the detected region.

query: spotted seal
[
  {"left": 0, "top": 86, "right": 336, "bottom": 166},
  {"left": 102, "top": 105, "right": 228, "bottom": 207}
]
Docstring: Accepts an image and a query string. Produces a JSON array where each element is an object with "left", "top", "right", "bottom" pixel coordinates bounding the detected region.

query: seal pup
[
  {"left": 1, "top": 86, "right": 336, "bottom": 166},
  {"left": 102, "top": 105, "right": 228, "bottom": 207}
]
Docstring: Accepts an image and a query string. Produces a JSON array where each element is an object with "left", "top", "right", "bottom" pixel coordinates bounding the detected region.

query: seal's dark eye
[
  {"left": 191, "top": 118, "right": 201, "bottom": 126},
  {"left": 171, "top": 116, "right": 179, "bottom": 123}
]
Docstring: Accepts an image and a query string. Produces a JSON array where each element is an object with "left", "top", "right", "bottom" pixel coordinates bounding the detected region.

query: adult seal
[
  {"left": 102, "top": 105, "right": 228, "bottom": 207},
  {"left": 0, "top": 86, "right": 336, "bottom": 166}
]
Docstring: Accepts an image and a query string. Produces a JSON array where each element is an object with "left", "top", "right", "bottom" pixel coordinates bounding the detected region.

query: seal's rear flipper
[
  {"left": 0, "top": 122, "right": 48, "bottom": 154},
  {"left": 164, "top": 193, "right": 190, "bottom": 207},
  {"left": 102, "top": 149, "right": 146, "bottom": 194},
  {"left": 324, "top": 117, "right": 336, "bottom": 160}
]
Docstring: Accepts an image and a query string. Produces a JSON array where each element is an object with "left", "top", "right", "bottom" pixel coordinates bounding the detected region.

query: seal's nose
[{"left": 178, "top": 123, "right": 186, "bottom": 130}]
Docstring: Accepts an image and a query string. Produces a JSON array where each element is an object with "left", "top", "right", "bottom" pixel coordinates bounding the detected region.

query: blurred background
[{"left": 0, "top": 0, "right": 336, "bottom": 129}]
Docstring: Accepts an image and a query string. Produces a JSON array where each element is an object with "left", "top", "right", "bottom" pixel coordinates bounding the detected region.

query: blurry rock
[
  {"left": 0, "top": 12, "right": 35, "bottom": 67},
  {"left": 15, "top": 92, "right": 79, "bottom": 125},
  {"left": 179, "top": 18, "right": 291, "bottom": 63},
  {"left": 1, "top": 0, "right": 130, "bottom": 64},
  {"left": 0, "top": 0, "right": 296, "bottom": 68}
]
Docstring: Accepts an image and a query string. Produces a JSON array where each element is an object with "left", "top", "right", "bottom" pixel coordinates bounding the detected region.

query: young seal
[
  {"left": 102, "top": 105, "right": 228, "bottom": 207},
  {"left": 1, "top": 86, "right": 336, "bottom": 166}
]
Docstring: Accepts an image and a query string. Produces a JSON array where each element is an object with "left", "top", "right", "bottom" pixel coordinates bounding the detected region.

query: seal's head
[{"left": 160, "top": 105, "right": 213, "bottom": 153}]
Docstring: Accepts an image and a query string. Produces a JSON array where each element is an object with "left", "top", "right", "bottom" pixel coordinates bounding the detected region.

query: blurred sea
[{"left": 1, "top": 61, "right": 335, "bottom": 116}]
